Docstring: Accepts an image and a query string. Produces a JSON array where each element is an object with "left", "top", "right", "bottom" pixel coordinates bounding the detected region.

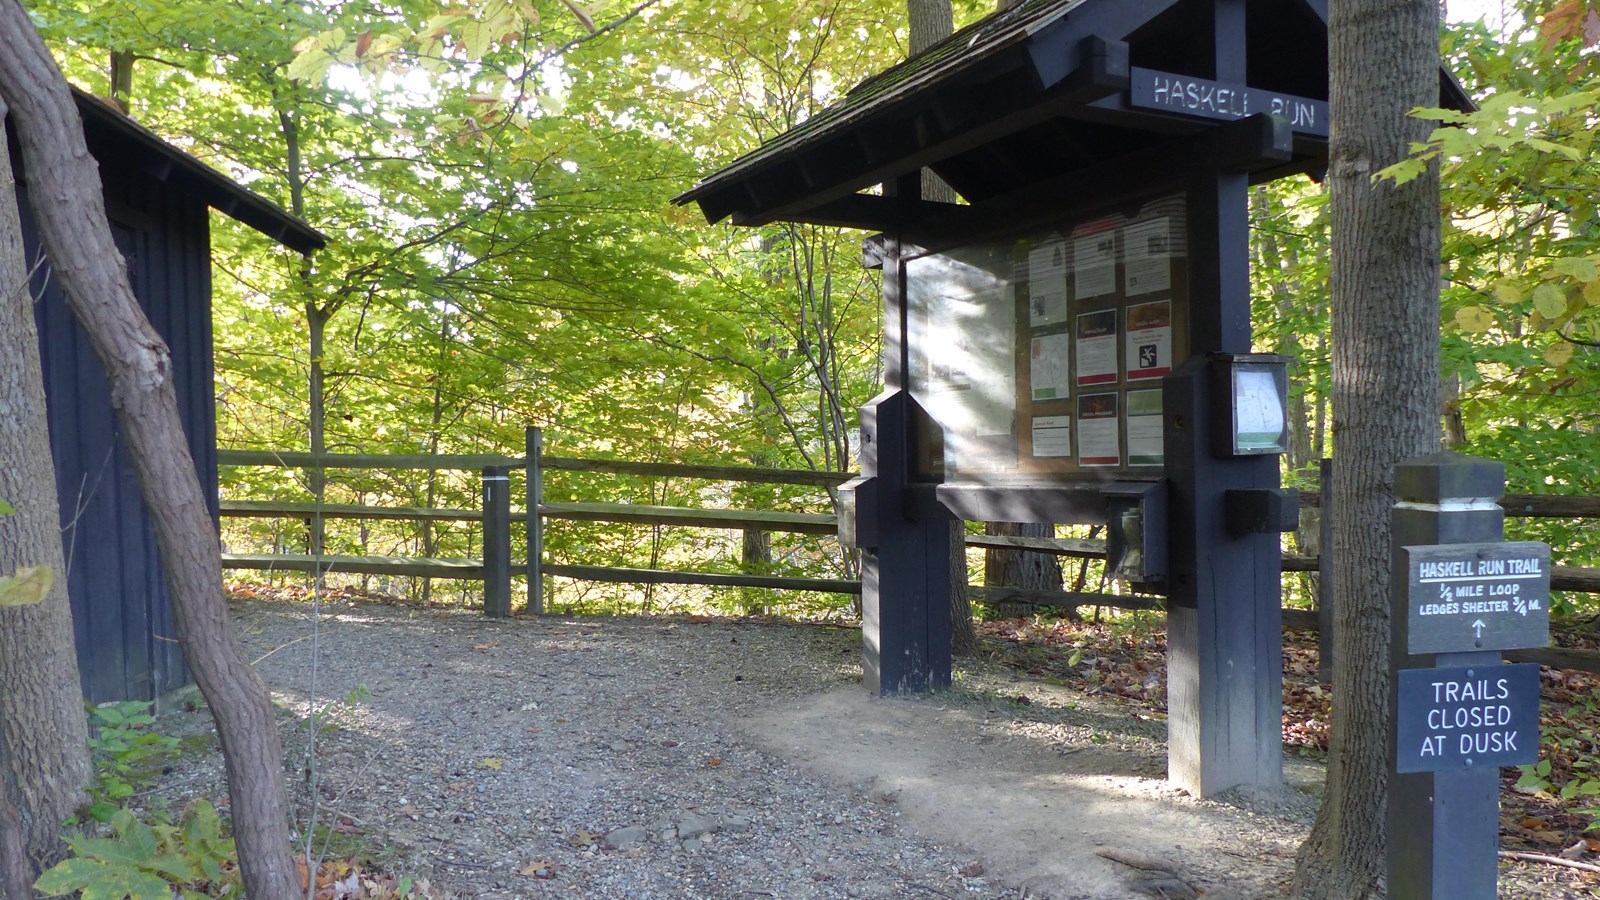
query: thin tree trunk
[
  {"left": 1291, "top": 0, "right": 1442, "bottom": 895},
  {"left": 907, "top": 0, "right": 974, "bottom": 656},
  {"left": 0, "top": 97, "right": 92, "bottom": 891},
  {"left": 0, "top": 10, "right": 300, "bottom": 898}
]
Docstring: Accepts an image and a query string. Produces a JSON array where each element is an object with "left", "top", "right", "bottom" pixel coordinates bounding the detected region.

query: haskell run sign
[
  {"left": 1406, "top": 541, "right": 1551, "bottom": 654},
  {"left": 1395, "top": 663, "right": 1541, "bottom": 773},
  {"left": 1128, "top": 67, "right": 1330, "bottom": 137}
]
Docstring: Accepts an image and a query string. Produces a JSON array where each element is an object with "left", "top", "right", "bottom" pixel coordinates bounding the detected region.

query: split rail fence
[{"left": 217, "top": 429, "right": 1600, "bottom": 673}]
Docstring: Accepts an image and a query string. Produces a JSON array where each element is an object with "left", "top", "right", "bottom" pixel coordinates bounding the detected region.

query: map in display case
[{"left": 906, "top": 194, "right": 1189, "bottom": 479}]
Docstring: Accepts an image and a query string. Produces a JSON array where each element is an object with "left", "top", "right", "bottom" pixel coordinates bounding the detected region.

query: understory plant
[{"left": 35, "top": 803, "right": 239, "bottom": 899}]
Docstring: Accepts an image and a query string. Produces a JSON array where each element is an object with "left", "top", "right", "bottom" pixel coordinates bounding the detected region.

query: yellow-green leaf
[
  {"left": 1532, "top": 283, "right": 1568, "bottom": 319},
  {"left": 1493, "top": 281, "right": 1523, "bottom": 305},
  {"left": 1454, "top": 305, "right": 1494, "bottom": 333},
  {"left": 1375, "top": 157, "right": 1427, "bottom": 185},
  {"left": 1544, "top": 342, "right": 1575, "bottom": 367},
  {"left": 478, "top": 757, "right": 504, "bottom": 770},
  {"left": 0, "top": 566, "right": 53, "bottom": 608},
  {"left": 1552, "top": 257, "right": 1599, "bottom": 283},
  {"left": 461, "top": 19, "right": 494, "bottom": 59},
  {"left": 1584, "top": 280, "right": 1600, "bottom": 306}
]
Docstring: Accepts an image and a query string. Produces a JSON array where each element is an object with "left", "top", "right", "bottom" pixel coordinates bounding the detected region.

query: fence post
[
  {"left": 1317, "top": 457, "right": 1334, "bottom": 683},
  {"left": 482, "top": 466, "right": 511, "bottom": 618},
  {"left": 525, "top": 427, "right": 544, "bottom": 614}
]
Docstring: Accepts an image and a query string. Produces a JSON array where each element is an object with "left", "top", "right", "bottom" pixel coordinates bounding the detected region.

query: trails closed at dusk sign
[
  {"left": 1395, "top": 663, "right": 1540, "bottom": 773},
  {"left": 1406, "top": 541, "right": 1551, "bottom": 654}
]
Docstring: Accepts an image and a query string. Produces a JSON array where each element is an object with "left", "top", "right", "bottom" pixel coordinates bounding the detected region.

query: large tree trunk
[
  {"left": 1290, "top": 0, "right": 1442, "bottom": 896},
  {"left": 983, "top": 523, "right": 1063, "bottom": 590},
  {"left": 0, "top": 7, "right": 301, "bottom": 898},
  {"left": 0, "top": 99, "right": 93, "bottom": 893}
]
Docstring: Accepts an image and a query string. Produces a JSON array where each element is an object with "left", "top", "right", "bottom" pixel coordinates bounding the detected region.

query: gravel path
[
  {"left": 220, "top": 600, "right": 1008, "bottom": 898},
  {"left": 143, "top": 598, "right": 1597, "bottom": 898}
]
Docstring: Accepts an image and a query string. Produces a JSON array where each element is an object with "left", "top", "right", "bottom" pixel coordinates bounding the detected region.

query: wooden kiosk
[{"left": 676, "top": 0, "right": 1468, "bottom": 797}]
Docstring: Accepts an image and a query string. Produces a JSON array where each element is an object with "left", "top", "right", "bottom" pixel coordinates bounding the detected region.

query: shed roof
[
  {"left": 73, "top": 89, "right": 327, "bottom": 254},
  {"left": 676, "top": 0, "right": 1471, "bottom": 231}
]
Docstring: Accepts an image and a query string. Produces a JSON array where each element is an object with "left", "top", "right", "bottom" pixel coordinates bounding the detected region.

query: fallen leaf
[
  {"left": 960, "top": 863, "right": 986, "bottom": 877},
  {"left": 567, "top": 828, "right": 598, "bottom": 847},
  {"left": 473, "top": 642, "right": 498, "bottom": 651},
  {"left": 661, "top": 739, "right": 678, "bottom": 747},
  {"left": 519, "top": 859, "right": 557, "bottom": 879},
  {"left": 707, "top": 757, "right": 722, "bottom": 767},
  {"left": 479, "top": 757, "right": 504, "bottom": 770}
]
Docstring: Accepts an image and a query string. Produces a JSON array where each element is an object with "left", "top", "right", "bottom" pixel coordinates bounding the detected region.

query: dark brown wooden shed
[{"left": 8, "top": 90, "right": 325, "bottom": 704}]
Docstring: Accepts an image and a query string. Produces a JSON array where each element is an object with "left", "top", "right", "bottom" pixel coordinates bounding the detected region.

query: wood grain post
[
  {"left": 482, "top": 466, "right": 511, "bottom": 618},
  {"left": 525, "top": 427, "right": 544, "bottom": 614}
]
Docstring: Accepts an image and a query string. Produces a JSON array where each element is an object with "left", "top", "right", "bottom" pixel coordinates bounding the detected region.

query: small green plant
[
  {"left": 86, "top": 701, "right": 181, "bottom": 822},
  {"left": 35, "top": 802, "right": 239, "bottom": 899},
  {"left": 311, "top": 682, "right": 372, "bottom": 732}
]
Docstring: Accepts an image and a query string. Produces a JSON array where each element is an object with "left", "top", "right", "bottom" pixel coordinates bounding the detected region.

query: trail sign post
[{"left": 1388, "top": 453, "right": 1548, "bottom": 899}]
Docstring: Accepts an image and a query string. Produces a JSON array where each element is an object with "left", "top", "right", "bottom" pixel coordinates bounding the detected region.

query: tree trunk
[
  {"left": 0, "top": 8, "right": 301, "bottom": 898},
  {"left": 0, "top": 787, "right": 32, "bottom": 899},
  {"left": 1291, "top": 0, "right": 1442, "bottom": 895},
  {"left": 0, "top": 98, "right": 93, "bottom": 891},
  {"left": 907, "top": 0, "right": 975, "bottom": 656},
  {"left": 983, "top": 523, "right": 1063, "bottom": 590}
]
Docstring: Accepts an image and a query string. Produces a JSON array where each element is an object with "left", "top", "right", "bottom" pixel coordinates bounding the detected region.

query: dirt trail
[{"left": 754, "top": 678, "right": 1313, "bottom": 899}]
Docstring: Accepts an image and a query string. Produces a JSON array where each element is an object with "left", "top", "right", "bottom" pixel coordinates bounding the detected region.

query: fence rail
[{"left": 217, "top": 438, "right": 1600, "bottom": 672}]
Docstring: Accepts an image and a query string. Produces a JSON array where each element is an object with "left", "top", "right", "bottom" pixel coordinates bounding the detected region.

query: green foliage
[
  {"left": 35, "top": 803, "right": 239, "bottom": 899},
  {"left": 85, "top": 702, "right": 181, "bottom": 823}
]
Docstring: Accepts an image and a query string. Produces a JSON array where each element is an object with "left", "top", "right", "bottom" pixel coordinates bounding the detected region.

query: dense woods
[
  {"left": 7, "top": 0, "right": 1600, "bottom": 893},
  {"left": 18, "top": 0, "right": 1594, "bottom": 614}
]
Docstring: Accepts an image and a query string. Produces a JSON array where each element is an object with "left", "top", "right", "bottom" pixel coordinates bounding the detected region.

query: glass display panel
[{"left": 906, "top": 194, "right": 1188, "bottom": 480}]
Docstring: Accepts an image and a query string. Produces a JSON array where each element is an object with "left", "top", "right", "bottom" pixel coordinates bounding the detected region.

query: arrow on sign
[{"left": 1472, "top": 619, "right": 1486, "bottom": 639}]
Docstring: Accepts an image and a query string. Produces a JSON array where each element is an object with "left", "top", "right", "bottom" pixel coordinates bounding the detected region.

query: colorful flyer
[
  {"left": 1031, "top": 415, "right": 1073, "bottom": 458},
  {"left": 1126, "top": 389, "right": 1163, "bottom": 466},
  {"left": 1075, "top": 309, "right": 1118, "bottom": 386},
  {"left": 1123, "top": 218, "right": 1172, "bottom": 296},
  {"left": 1027, "top": 238, "right": 1069, "bottom": 327},
  {"left": 1077, "top": 392, "right": 1120, "bottom": 466},
  {"left": 1030, "top": 330, "right": 1071, "bottom": 401},
  {"left": 1073, "top": 229, "right": 1117, "bottom": 299},
  {"left": 1124, "top": 300, "right": 1172, "bottom": 381}
]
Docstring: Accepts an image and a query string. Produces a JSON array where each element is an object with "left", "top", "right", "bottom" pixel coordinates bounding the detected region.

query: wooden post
[
  {"left": 1387, "top": 453, "right": 1507, "bottom": 899},
  {"left": 1162, "top": 166, "right": 1284, "bottom": 798},
  {"left": 525, "top": 426, "right": 544, "bottom": 614},
  {"left": 482, "top": 466, "right": 511, "bottom": 618},
  {"left": 1317, "top": 457, "right": 1334, "bottom": 683},
  {"left": 858, "top": 390, "right": 953, "bottom": 695}
]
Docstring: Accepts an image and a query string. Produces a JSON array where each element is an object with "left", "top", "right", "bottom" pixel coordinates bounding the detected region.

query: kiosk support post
[
  {"left": 1388, "top": 454, "right": 1508, "bottom": 899},
  {"left": 857, "top": 389, "right": 953, "bottom": 696},
  {"left": 1162, "top": 171, "right": 1284, "bottom": 798}
]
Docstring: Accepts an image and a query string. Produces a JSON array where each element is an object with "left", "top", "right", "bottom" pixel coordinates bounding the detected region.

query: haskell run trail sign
[
  {"left": 675, "top": 0, "right": 1469, "bottom": 799},
  {"left": 1388, "top": 453, "right": 1547, "bottom": 899}
]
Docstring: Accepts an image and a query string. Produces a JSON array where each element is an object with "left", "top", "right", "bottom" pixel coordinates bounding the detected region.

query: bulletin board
[{"left": 905, "top": 193, "right": 1190, "bottom": 480}]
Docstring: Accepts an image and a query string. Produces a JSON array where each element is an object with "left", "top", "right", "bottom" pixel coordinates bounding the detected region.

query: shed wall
[{"left": 16, "top": 149, "right": 215, "bottom": 704}]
